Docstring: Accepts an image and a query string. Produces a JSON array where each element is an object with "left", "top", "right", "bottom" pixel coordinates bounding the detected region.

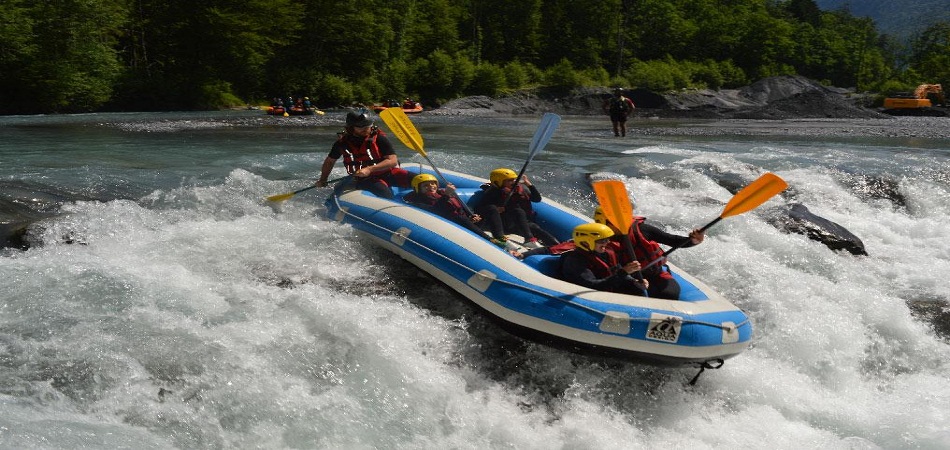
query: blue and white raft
[{"left": 324, "top": 168, "right": 752, "bottom": 366}]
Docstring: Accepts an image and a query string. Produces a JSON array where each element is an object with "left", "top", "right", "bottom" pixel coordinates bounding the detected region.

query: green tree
[
  {"left": 908, "top": 21, "right": 950, "bottom": 86},
  {"left": 466, "top": 0, "right": 543, "bottom": 63},
  {"left": 0, "top": 0, "right": 37, "bottom": 113},
  {"left": 468, "top": 62, "right": 507, "bottom": 96},
  {"left": 118, "top": 0, "right": 303, "bottom": 109},
  {"left": 4, "top": 0, "right": 127, "bottom": 113}
]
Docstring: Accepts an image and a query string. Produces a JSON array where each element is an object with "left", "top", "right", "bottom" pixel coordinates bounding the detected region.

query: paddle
[
  {"left": 641, "top": 172, "right": 789, "bottom": 270},
  {"left": 592, "top": 179, "right": 648, "bottom": 295},
  {"left": 502, "top": 113, "right": 561, "bottom": 207},
  {"left": 265, "top": 176, "right": 346, "bottom": 202},
  {"left": 378, "top": 107, "right": 475, "bottom": 216}
]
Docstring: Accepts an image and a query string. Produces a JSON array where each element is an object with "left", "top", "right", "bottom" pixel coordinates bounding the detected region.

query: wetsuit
[
  {"left": 559, "top": 247, "right": 645, "bottom": 295},
  {"left": 475, "top": 184, "right": 558, "bottom": 245}
]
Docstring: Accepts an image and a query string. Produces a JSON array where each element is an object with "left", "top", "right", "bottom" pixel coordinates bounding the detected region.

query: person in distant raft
[
  {"left": 316, "top": 111, "right": 410, "bottom": 198},
  {"left": 603, "top": 88, "right": 635, "bottom": 137},
  {"left": 594, "top": 206, "right": 704, "bottom": 300}
]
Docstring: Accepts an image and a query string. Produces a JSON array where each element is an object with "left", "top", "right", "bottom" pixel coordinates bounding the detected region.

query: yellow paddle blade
[
  {"left": 592, "top": 180, "right": 634, "bottom": 233},
  {"left": 379, "top": 108, "right": 426, "bottom": 156},
  {"left": 265, "top": 184, "right": 320, "bottom": 203},
  {"left": 721, "top": 172, "right": 788, "bottom": 218},
  {"left": 315, "top": 110, "right": 326, "bottom": 115},
  {"left": 265, "top": 191, "right": 296, "bottom": 202}
]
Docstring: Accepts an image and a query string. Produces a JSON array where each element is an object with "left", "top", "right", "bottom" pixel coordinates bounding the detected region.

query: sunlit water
[{"left": 1, "top": 111, "right": 948, "bottom": 449}]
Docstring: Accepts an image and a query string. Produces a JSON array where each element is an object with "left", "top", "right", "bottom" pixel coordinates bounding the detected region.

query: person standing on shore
[{"left": 603, "top": 88, "right": 635, "bottom": 137}]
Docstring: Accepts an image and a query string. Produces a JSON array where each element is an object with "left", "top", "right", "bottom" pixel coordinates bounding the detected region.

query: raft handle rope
[
  {"left": 688, "top": 359, "right": 725, "bottom": 385},
  {"left": 330, "top": 193, "right": 748, "bottom": 332}
]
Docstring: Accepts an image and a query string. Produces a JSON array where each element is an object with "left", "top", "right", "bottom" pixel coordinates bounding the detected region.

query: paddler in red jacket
[
  {"left": 594, "top": 206, "right": 704, "bottom": 300},
  {"left": 315, "top": 111, "right": 410, "bottom": 198}
]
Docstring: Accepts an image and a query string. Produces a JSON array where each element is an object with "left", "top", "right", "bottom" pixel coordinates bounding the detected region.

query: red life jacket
[
  {"left": 405, "top": 190, "right": 466, "bottom": 218},
  {"left": 578, "top": 247, "right": 620, "bottom": 278},
  {"left": 338, "top": 129, "right": 386, "bottom": 174},
  {"left": 405, "top": 191, "right": 439, "bottom": 208},
  {"left": 547, "top": 241, "right": 576, "bottom": 254},
  {"left": 618, "top": 217, "right": 672, "bottom": 279}
]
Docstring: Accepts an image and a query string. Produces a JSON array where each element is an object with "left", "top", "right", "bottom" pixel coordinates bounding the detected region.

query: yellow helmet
[
  {"left": 489, "top": 168, "right": 517, "bottom": 187},
  {"left": 573, "top": 223, "right": 614, "bottom": 251},
  {"left": 593, "top": 206, "right": 608, "bottom": 225},
  {"left": 411, "top": 173, "right": 438, "bottom": 192}
]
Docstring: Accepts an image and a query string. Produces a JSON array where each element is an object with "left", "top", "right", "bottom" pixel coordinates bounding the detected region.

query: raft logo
[{"left": 646, "top": 313, "right": 682, "bottom": 343}]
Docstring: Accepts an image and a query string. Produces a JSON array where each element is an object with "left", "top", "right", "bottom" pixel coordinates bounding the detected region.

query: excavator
[{"left": 882, "top": 84, "right": 947, "bottom": 116}]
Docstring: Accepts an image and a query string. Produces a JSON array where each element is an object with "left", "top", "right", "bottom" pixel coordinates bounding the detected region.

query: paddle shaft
[
  {"left": 618, "top": 232, "right": 649, "bottom": 296},
  {"left": 641, "top": 172, "right": 787, "bottom": 270},
  {"left": 501, "top": 164, "right": 531, "bottom": 208},
  {"left": 266, "top": 176, "right": 347, "bottom": 202},
  {"left": 502, "top": 113, "right": 560, "bottom": 208},
  {"left": 641, "top": 218, "right": 718, "bottom": 271}
]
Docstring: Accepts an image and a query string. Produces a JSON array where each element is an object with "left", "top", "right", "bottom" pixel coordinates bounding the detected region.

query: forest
[{"left": 0, "top": 0, "right": 947, "bottom": 114}]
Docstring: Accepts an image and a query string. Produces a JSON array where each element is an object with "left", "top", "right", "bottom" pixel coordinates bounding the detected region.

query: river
[{"left": 1, "top": 110, "right": 948, "bottom": 449}]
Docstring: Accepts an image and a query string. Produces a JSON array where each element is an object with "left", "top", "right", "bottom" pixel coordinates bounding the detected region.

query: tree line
[{"left": 0, "top": 0, "right": 947, "bottom": 114}]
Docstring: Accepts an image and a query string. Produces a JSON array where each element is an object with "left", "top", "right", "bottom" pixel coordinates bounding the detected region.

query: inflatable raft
[
  {"left": 324, "top": 168, "right": 752, "bottom": 367},
  {"left": 371, "top": 102, "right": 424, "bottom": 114}
]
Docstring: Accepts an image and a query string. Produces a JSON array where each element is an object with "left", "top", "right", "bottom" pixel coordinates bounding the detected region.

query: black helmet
[{"left": 346, "top": 111, "right": 372, "bottom": 127}]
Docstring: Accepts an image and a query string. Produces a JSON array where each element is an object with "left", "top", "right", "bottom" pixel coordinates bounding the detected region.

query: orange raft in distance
[{"left": 371, "top": 99, "right": 423, "bottom": 114}]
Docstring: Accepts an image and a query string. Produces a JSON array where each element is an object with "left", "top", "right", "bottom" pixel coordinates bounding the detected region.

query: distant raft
[
  {"left": 371, "top": 102, "right": 424, "bottom": 114},
  {"left": 324, "top": 168, "right": 752, "bottom": 367}
]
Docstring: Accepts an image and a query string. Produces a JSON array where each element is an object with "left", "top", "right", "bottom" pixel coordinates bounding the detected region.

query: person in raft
[
  {"left": 403, "top": 173, "right": 509, "bottom": 247},
  {"left": 594, "top": 206, "right": 704, "bottom": 300},
  {"left": 558, "top": 223, "right": 648, "bottom": 295},
  {"left": 474, "top": 168, "right": 558, "bottom": 249},
  {"left": 315, "top": 111, "right": 410, "bottom": 198}
]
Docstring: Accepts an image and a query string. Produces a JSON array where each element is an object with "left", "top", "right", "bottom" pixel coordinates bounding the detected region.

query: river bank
[{"left": 430, "top": 75, "right": 950, "bottom": 138}]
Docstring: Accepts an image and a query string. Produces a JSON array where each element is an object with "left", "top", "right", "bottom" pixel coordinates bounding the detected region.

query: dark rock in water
[
  {"left": 908, "top": 299, "right": 950, "bottom": 341},
  {"left": 770, "top": 203, "right": 868, "bottom": 255},
  {"left": 842, "top": 173, "right": 907, "bottom": 209},
  {"left": 0, "top": 222, "right": 30, "bottom": 250}
]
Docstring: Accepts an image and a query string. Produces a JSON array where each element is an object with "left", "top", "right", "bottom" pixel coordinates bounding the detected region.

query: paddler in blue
[
  {"left": 474, "top": 168, "right": 558, "bottom": 249},
  {"left": 315, "top": 111, "right": 410, "bottom": 198},
  {"left": 559, "top": 223, "right": 648, "bottom": 295}
]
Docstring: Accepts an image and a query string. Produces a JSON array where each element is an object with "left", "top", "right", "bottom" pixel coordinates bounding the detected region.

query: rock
[
  {"left": 908, "top": 299, "right": 950, "bottom": 340},
  {"left": 769, "top": 203, "right": 868, "bottom": 256},
  {"left": 841, "top": 173, "right": 907, "bottom": 209},
  {"left": 0, "top": 222, "right": 30, "bottom": 250}
]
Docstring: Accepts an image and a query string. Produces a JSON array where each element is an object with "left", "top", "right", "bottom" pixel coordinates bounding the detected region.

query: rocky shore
[{"left": 432, "top": 75, "right": 950, "bottom": 140}]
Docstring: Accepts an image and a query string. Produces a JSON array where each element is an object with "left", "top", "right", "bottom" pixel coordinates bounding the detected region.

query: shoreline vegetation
[{"left": 1, "top": 0, "right": 946, "bottom": 116}]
